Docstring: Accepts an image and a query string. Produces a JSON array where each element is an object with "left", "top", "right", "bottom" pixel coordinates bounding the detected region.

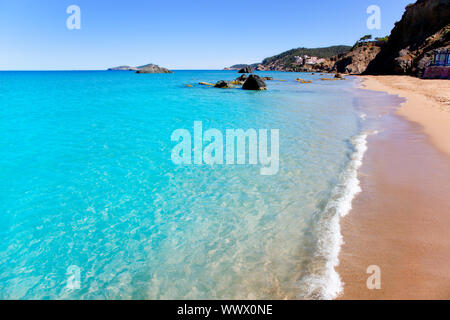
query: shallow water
[{"left": 0, "top": 70, "right": 374, "bottom": 299}]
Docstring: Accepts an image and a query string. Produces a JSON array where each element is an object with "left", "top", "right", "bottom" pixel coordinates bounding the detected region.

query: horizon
[{"left": 1, "top": 0, "right": 412, "bottom": 70}]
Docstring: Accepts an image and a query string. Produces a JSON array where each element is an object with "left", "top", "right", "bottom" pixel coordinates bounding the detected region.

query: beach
[{"left": 338, "top": 76, "right": 450, "bottom": 299}]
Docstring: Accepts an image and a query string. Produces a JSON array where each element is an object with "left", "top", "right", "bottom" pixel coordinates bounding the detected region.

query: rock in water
[
  {"left": 136, "top": 64, "right": 173, "bottom": 73},
  {"left": 238, "top": 66, "right": 253, "bottom": 73},
  {"left": 242, "top": 75, "right": 267, "bottom": 90},
  {"left": 231, "top": 74, "right": 248, "bottom": 85},
  {"left": 334, "top": 73, "right": 345, "bottom": 79},
  {"left": 214, "top": 80, "right": 233, "bottom": 88},
  {"left": 237, "top": 74, "right": 248, "bottom": 81}
]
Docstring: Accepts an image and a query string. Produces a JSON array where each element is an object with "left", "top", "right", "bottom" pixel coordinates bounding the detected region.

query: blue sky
[{"left": 0, "top": 0, "right": 413, "bottom": 70}]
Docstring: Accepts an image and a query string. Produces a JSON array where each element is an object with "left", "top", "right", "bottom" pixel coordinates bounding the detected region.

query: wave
[{"left": 298, "top": 132, "right": 369, "bottom": 300}]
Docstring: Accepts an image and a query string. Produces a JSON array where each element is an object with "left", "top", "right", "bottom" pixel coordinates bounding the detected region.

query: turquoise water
[{"left": 0, "top": 70, "right": 364, "bottom": 299}]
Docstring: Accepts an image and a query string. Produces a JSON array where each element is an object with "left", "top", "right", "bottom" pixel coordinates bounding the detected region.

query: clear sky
[{"left": 0, "top": 0, "right": 413, "bottom": 70}]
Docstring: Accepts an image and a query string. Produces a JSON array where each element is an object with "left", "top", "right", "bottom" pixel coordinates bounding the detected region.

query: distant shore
[{"left": 338, "top": 76, "right": 450, "bottom": 299}]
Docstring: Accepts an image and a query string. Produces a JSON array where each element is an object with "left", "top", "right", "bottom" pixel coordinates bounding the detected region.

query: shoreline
[
  {"left": 358, "top": 76, "right": 450, "bottom": 157},
  {"left": 337, "top": 76, "right": 450, "bottom": 299}
]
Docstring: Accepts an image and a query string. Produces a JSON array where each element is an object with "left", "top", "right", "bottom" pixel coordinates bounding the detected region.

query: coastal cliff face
[
  {"left": 364, "top": 0, "right": 450, "bottom": 76},
  {"left": 334, "top": 42, "right": 383, "bottom": 74}
]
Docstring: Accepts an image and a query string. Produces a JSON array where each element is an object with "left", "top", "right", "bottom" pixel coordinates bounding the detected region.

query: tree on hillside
[
  {"left": 359, "top": 35, "right": 373, "bottom": 42},
  {"left": 375, "top": 36, "right": 389, "bottom": 42}
]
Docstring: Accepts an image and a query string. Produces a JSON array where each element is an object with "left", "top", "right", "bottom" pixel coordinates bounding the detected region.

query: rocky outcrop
[
  {"left": 364, "top": 0, "right": 450, "bottom": 76},
  {"left": 334, "top": 42, "right": 382, "bottom": 74},
  {"left": 136, "top": 64, "right": 173, "bottom": 73},
  {"left": 238, "top": 66, "right": 253, "bottom": 73},
  {"left": 214, "top": 80, "right": 233, "bottom": 88},
  {"left": 242, "top": 75, "right": 267, "bottom": 90},
  {"left": 230, "top": 74, "right": 248, "bottom": 85}
]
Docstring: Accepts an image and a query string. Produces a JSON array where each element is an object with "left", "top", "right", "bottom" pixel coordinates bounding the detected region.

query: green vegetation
[
  {"left": 358, "top": 35, "right": 373, "bottom": 42},
  {"left": 229, "top": 63, "right": 259, "bottom": 69},
  {"left": 375, "top": 36, "right": 389, "bottom": 42},
  {"left": 351, "top": 35, "right": 388, "bottom": 50},
  {"left": 261, "top": 45, "right": 352, "bottom": 67}
]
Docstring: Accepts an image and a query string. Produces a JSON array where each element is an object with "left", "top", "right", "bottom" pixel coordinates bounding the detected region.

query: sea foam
[{"left": 298, "top": 132, "right": 369, "bottom": 300}]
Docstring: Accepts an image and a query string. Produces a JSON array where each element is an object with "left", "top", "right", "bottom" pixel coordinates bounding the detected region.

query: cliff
[
  {"left": 364, "top": 0, "right": 450, "bottom": 76},
  {"left": 334, "top": 41, "right": 383, "bottom": 74}
]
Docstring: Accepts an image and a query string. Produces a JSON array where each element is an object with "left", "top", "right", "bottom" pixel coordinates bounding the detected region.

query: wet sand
[
  {"left": 360, "top": 76, "right": 450, "bottom": 156},
  {"left": 338, "top": 76, "right": 450, "bottom": 299}
]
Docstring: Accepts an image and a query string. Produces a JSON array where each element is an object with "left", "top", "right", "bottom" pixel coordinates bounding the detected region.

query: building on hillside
[
  {"left": 294, "top": 55, "right": 326, "bottom": 66},
  {"left": 423, "top": 49, "right": 450, "bottom": 79}
]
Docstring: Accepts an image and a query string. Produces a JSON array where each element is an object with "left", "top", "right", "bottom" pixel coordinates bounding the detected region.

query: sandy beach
[
  {"left": 360, "top": 76, "right": 450, "bottom": 156},
  {"left": 338, "top": 76, "right": 450, "bottom": 299}
]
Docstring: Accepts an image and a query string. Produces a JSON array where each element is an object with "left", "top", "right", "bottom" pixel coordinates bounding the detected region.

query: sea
[{"left": 0, "top": 70, "right": 397, "bottom": 299}]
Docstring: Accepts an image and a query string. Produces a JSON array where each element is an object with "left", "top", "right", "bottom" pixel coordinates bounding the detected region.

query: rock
[
  {"left": 186, "top": 84, "right": 193, "bottom": 87},
  {"left": 237, "top": 74, "right": 248, "bottom": 81},
  {"left": 334, "top": 73, "right": 345, "bottom": 79},
  {"left": 242, "top": 75, "right": 267, "bottom": 90},
  {"left": 255, "top": 64, "right": 269, "bottom": 71},
  {"left": 230, "top": 74, "right": 249, "bottom": 85},
  {"left": 136, "top": 64, "right": 173, "bottom": 73},
  {"left": 394, "top": 56, "right": 413, "bottom": 73},
  {"left": 238, "top": 66, "right": 253, "bottom": 73},
  {"left": 199, "top": 82, "right": 214, "bottom": 86},
  {"left": 334, "top": 42, "right": 382, "bottom": 74},
  {"left": 214, "top": 80, "right": 233, "bottom": 88},
  {"left": 262, "top": 76, "right": 273, "bottom": 80},
  {"left": 296, "top": 78, "right": 312, "bottom": 83}
]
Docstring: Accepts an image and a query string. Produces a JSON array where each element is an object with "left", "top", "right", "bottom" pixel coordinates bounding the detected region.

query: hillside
[
  {"left": 261, "top": 45, "right": 351, "bottom": 66},
  {"left": 364, "top": 0, "right": 450, "bottom": 76},
  {"left": 225, "top": 45, "right": 351, "bottom": 71}
]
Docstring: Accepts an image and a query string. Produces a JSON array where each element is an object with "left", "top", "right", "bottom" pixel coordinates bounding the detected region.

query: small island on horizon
[{"left": 108, "top": 63, "right": 172, "bottom": 73}]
